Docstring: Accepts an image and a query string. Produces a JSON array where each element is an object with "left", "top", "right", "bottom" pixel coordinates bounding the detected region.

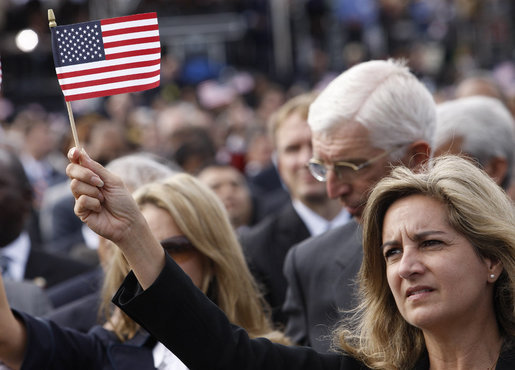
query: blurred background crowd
[{"left": 1, "top": 0, "right": 515, "bottom": 109}]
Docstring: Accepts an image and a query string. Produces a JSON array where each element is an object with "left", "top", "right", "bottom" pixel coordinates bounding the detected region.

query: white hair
[
  {"left": 106, "top": 153, "right": 181, "bottom": 192},
  {"left": 308, "top": 59, "right": 436, "bottom": 158},
  {"left": 435, "top": 96, "right": 515, "bottom": 189}
]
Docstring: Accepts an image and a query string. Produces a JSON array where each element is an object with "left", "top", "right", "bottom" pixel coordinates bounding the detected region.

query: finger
[
  {"left": 70, "top": 178, "right": 105, "bottom": 202},
  {"left": 68, "top": 146, "right": 82, "bottom": 164},
  {"left": 66, "top": 162, "right": 104, "bottom": 188},
  {"left": 75, "top": 194, "right": 102, "bottom": 219},
  {"left": 67, "top": 148, "right": 119, "bottom": 186}
]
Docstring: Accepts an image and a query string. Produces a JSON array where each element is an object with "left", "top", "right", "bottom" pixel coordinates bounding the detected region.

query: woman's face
[
  {"left": 141, "top": 203, "right": 207, "bottom": 288},
  {"left": 382, "top": 194, "right": 501, "bottom": 333}
]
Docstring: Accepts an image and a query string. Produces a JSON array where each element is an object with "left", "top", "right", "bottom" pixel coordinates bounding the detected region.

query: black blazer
[
  {"left": 239, "top": 202, "right": 310, "bottom": 325},
  {"left": 113, "top": 255, "right": 515, "bottom": 370},
  {"left": 47, "top": 267, "right": 103, "bottom": 308},
  {"left": 18, "top": 310, "right": 158, "bottom": 369},
  {"left": 44, "top": 293, "right": 101, "bottom": 333},
  {"left": 282, "top": 220, "right": 362, "bottom": 353},
  {"left": 114, "top": 254, "right": 364, "bottom": 370},
  {"left": 25, "top": 246, "right": 93, "bottom": 288}
]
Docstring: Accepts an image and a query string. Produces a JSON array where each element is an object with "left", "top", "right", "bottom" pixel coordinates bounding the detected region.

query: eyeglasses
[{"left": 308, "top": 144, "right": 407, "bottom": 182}]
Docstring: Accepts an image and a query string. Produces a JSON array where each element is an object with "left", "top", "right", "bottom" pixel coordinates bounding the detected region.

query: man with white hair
[
  {"left": 283, "top": 59, "right": 436, "bottom": 353},
  {"left": 434, "top": 95, "right": 515, "bottom": 191}
]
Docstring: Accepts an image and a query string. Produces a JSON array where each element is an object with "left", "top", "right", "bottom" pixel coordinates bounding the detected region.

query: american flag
[{"left": 51, "top": 12, "right": 161, "bottom": 101}]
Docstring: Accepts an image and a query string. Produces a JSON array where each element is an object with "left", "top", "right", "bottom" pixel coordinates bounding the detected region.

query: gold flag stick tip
[
  {"left": 48, "top": 9, "right": 56, "bottom": 28},
  {"left": 48, "top": 9, "right": 81, "bottom": 149}
]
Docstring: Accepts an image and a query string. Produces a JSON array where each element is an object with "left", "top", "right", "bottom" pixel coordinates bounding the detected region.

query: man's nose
[{"left": 326, "top": 170, "right": 351, "bottom": 199}]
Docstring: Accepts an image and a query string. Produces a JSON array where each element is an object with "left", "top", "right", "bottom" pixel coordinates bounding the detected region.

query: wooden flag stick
[{"left": 48, "top": 9, "right": 80, "bottom": 149}]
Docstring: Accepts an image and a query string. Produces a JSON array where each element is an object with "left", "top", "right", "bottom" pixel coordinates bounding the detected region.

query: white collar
[
  {"left": 1, "top": 232, "right": 30, "bottom": 281},
  {"left": 292, "top": 199, "right": 351, "bottom": 237},
  {"left": 152, "top": 342, "right": 189, "bottom": 370}
]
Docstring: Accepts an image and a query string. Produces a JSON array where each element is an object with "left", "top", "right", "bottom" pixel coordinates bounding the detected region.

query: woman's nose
[{"left": 397, "top": 247, "right": 425, "bottom": 279}]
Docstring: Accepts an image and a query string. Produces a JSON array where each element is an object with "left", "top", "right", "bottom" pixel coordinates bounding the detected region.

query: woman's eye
[
  {"left": 421, "top": 239, "right": 442, "bottom": 247},
  {"left": 383, "top": 247, "right": 401, "bottom": 260}
]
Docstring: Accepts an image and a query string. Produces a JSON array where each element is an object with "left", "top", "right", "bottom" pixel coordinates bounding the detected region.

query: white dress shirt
[
  {"left": 153, "top": 342, "right": 189, "bottom": 370},
  {"left": 1, "top": 232, "right": 30, "bottom": 281},
  {"left": 292, "top": 199, "right": 351, "bottom": 237}
]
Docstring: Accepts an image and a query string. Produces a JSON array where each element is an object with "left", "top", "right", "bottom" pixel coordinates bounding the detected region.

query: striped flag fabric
[{"left": 51, "top": 12, "right": 161, "bottom": 101}]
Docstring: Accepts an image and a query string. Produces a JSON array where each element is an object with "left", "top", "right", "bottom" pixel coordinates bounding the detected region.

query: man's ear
[
  {"left": 482, "top": 157, "right": 508, "bottom": 187},
  {"left": 404, "top": 140, "right": 431, "bottom": 170}
]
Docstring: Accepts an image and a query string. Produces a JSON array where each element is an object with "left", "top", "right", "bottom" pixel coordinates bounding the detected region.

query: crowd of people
[{"left": 0, "top": 50, "right": 514, "bottom": 370}]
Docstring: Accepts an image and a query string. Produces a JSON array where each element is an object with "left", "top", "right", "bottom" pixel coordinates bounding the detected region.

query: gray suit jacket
[
  {"left": 4, "top": 280, "right": 53, "bottom": 316},
  {"left": 283, "top": 219, "right": 362, "bottom": 353},
  {"left": 240, "top": 202, "right": 310, "bottom": 326}
]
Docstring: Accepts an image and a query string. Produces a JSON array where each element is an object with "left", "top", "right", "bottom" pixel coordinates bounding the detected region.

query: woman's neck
[{"left": 423, "top": 317, "right": 503, "bottom": 370}]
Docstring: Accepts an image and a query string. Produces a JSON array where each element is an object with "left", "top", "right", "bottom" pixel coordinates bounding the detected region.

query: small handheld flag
[{"left": 50, "top": 12, "right": 161, "bottom": 102}]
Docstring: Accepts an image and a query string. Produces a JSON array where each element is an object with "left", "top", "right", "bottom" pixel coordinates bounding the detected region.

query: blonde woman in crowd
[
  {"left": 102, "top": 174, "right": 289, "bottom": 346},
  {"left": 0, "top": 171, "right": 287, "bottom": 369}
]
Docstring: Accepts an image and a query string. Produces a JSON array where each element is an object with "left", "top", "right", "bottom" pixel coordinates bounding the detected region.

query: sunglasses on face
[{"left": 160, "top": 235, "right": 196, "bottom": 254}]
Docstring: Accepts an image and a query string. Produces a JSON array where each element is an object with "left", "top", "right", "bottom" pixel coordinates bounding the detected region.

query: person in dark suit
[
  {"left": 43, "top": 267, "right": 103, "bottom": 333},
  {"left": 54, "top": 151, "right": 515, "bottom": 369},
  {"left": 0, "top": 148, "right": 92, "bottom": 290},
  {"left": 0, "top": 171, "right": 289, "bottom": 369},
  {"left": 282, "top": 59, "right": 436, "bottom": 352},
  {"left": 239, "top": 93, "right": 350, "bottom": 326},
  {"left": 4, "top": 280, "right": 53, "bottom": 316}
]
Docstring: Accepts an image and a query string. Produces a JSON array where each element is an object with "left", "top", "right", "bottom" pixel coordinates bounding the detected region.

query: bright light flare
[{"left": 15, "top": 29, "right": 39, "bottom": 52}]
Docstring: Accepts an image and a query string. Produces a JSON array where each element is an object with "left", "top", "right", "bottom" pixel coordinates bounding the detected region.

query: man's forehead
[
  {"left": 312, "top": 123, "right": 374, "bottom": 159},
  {"left": 276, "top": 113, "right": 310, "bottom": 138}
]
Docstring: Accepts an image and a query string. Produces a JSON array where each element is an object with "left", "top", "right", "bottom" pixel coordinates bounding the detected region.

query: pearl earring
[{"left": 490, "top": 274, "right": 495, "bottom": 279}]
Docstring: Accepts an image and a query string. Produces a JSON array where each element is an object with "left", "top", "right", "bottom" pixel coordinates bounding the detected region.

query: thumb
[{"left": 67, "top": 147, "right": 114, "bottom": 184}]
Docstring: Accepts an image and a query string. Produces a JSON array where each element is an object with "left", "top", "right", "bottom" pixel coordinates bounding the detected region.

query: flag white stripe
[
  {"left": 100, "top": 18, "right": 157, "bottom": 32},
  {"left": 63, "top": 75, "right": 160, "bottom": 96},
  {"left": 55, "top": 52, "right": 160, "bottom": 74},
  {"left": 102, "top": 30, "right": 159, "bottom": 43},
  {"left": 58, "top": 64, "right": 160, "bottom": 84},
  {"left": 104, "top": 42, "right": 160, "bottom": 55}
]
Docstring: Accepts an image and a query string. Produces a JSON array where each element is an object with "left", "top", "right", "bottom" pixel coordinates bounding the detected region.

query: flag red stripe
[
  {"left": 105, "top": 48, "right": 161, "bottom": 60},
  {"left": 60, "top": 70, "right": 160, "bottom": 90},
  {"left": 56, "top": 59, "right": 160, "bottom": 79},
  {"left": 64, "top": 80, "right": 160, "bottom": 101},
  {"left": 103, "top": 36, "right": 160, "bottom": 49},
  {"left": 102, "top": 24, "right": 158, "bottom": 37},
  {"left": 100, "top": 12, "right": 157, "bottom": 26}
]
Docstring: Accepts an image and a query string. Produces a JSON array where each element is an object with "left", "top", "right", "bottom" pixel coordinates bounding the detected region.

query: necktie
[{"left": 0, "top": 255, "right": 11, "bottom": 279}]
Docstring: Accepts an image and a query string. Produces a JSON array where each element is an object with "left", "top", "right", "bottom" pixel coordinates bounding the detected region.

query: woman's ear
[{"left": 485, "top": 257, "right": 504, "bottom": 281}]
